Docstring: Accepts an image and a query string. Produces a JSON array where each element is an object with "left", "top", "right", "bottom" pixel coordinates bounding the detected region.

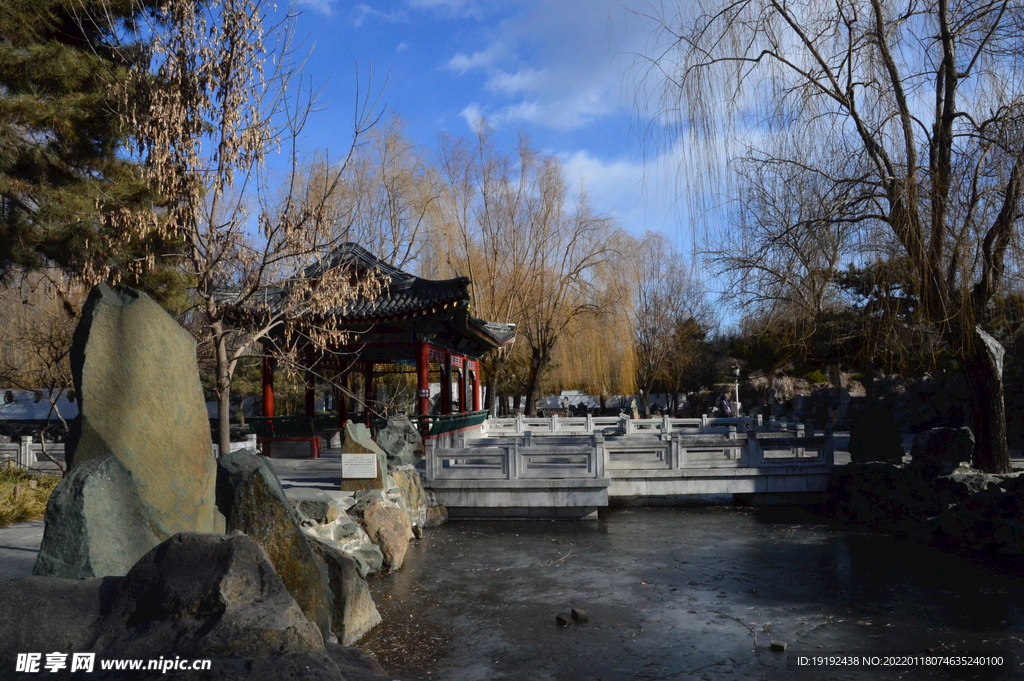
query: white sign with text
[{"left": 342, "top": 453, "right": 377, "bottom": 479}]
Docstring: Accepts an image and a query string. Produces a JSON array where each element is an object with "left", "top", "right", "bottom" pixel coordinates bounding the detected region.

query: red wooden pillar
[
  {"left": 363, "top": 363, "right": 375, "bottom": 420},
  {"left": 459, "top": 357, "right": 469, "bottom": 413},
  {"left": 304, "top": 370, "right": 316, "bottom": 418},
  {"left": 442, "top": 352, "right": 452, "bottom": 415},
  {"left": 417, "top": 342, "right": 431, "bottom": 416},
  {"left": 261, "top": 356, "right": 275, "bottom": 417},
  {"left": 472, "top": 364, "right": 482, "bottom": 411},
  {"left": 336, "top": 373, "right": 348, "bottom": 427}
]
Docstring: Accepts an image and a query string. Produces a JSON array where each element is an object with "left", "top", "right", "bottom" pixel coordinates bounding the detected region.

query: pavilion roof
[{"left": 299, "top": 243, "right": 515, "bottom": 349}]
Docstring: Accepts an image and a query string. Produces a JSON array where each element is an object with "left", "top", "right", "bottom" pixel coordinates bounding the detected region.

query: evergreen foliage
[{"left": 0, "top": 0, "right": 157, "bottom": 280}]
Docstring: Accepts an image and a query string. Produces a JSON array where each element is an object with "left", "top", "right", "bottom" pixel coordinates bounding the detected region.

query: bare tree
[
  {"left": 120, "top": 0, "right": 382, "bottom": 455},
  {"left": 630, "top": 231, "right": 713, "bottom": 416},
  {"left": 639, "top": 0, "right": 1024, "bottom": 472}
]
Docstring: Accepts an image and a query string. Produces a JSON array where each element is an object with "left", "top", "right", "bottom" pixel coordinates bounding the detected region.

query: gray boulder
[
  {"left": 0, "top": 533, "right": 396, "bottom": 681},
  {"left": 67, "top": 284, "right": 218, "bottom": 537},
  {"left": 216, "top": 450, "right": 334, "bottom": 642},
  {"left": 375, "top": 415, "right": 423, "bottom": 466},
  {"left": 33, "top": 456, "right": 160, "bottom": 578},
  {"left": 310, "top": 538, "right": 383, "bottom": 645},
  {"left": 288, "top": 488, "right": 341, "bottom": 524},
  {"left": 90, "top": 533, "right": 323, "bottom": 660},
  {"left": 910, "top": 427, "right": 974, "bottom": 476}
]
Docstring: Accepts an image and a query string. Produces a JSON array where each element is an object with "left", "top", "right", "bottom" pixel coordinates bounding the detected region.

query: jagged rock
[
  {"left": 33, "top": 456, "right": 160, "bottom": 579},
  {"left": 288, "top": 488, "right": 341, "bottom": 524},
  {"left": 571, "top": 608, "right": 589, "bottom": 622},
  {"left": 216, "top": 450, "right": 333, "bottom": 641},
  {"left": 1, "top": 533, "right": 394, "bottom": 681},
  {"left": 556, "top": 613, "right": 571, "bottom": 627},
  {"left": 910, "top": 427, "right": 975, "bottom": 476},
  {"left": 91, "top": 533, "right": 323, "bottom": 660},
  {"left": 390, "top": 466, "right": 429, "bottom": 527},
  {"left": 375, "top": 415, "right": 423, "bottom": 466},
  {"left": 770, "top": 641, "right": 788, "bottom": 652},
  {"left": 67, "top": 284, "right": 218, "bottom": 537},
  {"left": 354, "top": 545, "right": 385, "bottom": 576},
  {"left": 357, "top": 499, "right": 413, "bottom": 571},
  {"left": 848, "top": 402, "right": 904, "bottom": 463},
  {"left": 310, "top": 539, "right": 383, "bottom": 646},
  {"left": 424, "top": 504, "right": 449, "bottom": 528}
]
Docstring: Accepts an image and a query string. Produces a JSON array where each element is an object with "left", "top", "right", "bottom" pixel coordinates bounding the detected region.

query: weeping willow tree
[
  {"left": 639, "top": 0, "right": 1024, "bottom": 472},
  {"left": 424, "top": 128, "right": 619, "bottom": 414}
]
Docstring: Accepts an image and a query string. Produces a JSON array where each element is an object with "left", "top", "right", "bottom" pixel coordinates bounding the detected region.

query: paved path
[{"left": 0, "top": 520, "right": 43, "bottom": 579}]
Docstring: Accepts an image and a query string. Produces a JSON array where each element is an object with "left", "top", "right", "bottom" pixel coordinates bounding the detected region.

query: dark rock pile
[
  {"left": 830, "top": 426, "right": 1024, "bottom": 556},
  {"left": 1, "top": 533, "right": 391, "bottom": 680}
]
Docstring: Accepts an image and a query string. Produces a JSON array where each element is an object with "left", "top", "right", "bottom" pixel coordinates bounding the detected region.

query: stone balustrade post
[
  {"left": 701, "top": 413, "right": 709, "bottom": 433},
  {"left": 18, "top": 435, "right": 33, "bottom": 468},
  {"left": 585, "top": 414, "right": 594, "bottom": 433},
  {"left": 509, "top": 444, "right": 521, "bottom": 480},
  {"left": 745, "top": 432, "right": 763, "bottom": 466},
  {"left": 550, "top": 415, "right": 559, "bottom": 433},
  {"left": 592, "top": 434, "right": 606, "bottom": 478},
  {"left": 515, "top": 417, "right": 525, "bottom": 435},
  {"left": 424, "top": 439, "right": 437, "bottom": 482},
  {"left": 246, "top": 433, "right": 258, "bottom": 453}
]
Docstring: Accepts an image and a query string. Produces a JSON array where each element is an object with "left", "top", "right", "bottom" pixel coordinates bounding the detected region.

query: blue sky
[{"left": 288, "top": 0, "right": 692, "bottom": 247}]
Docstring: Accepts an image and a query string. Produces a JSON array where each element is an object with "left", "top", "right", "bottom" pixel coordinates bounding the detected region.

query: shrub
[{"left": 803, "top": 369, "right": 827, "bottom": 385}]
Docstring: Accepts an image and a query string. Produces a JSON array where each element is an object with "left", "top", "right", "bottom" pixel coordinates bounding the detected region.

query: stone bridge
[{"left": 424, "top": 416, "right": 834, "bottom": 519}]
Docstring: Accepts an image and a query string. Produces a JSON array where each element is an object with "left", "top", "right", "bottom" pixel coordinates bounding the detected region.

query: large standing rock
[
  {"left": 910, "top": 427, "right": 975, "bottom": 476},
  {"left": 33, "top": 456, "right": 160, "bottom": 578},
  {"left": 216, "top": 450, "right": 333, "bottom": 641},
  {"left": 848, "top": 402, "right": 904, "bottom": 463},
  {"left": 67, "top": 284, "right": 218, "bottom": 537},
  {"left": 375, "top": 415, "right": 423, "bottom": 467},
  {"left": 309, "top": 539, "right": 383, "bottom": 645}
]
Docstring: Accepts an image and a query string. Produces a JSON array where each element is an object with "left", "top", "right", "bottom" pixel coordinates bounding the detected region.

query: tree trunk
[
  {"left": 525, "top": 381, "right": 538, "bottom": 417},
  {"left": 961, "top": 327, "right": 1011, "bottom": 474},
  {"left": 214, "top": 323, "right": 232, "bottom": 459}
]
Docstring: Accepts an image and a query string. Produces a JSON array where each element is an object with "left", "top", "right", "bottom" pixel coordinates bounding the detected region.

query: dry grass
[{"left": 0, "top": 465, "right": 60, "bottom": 528}]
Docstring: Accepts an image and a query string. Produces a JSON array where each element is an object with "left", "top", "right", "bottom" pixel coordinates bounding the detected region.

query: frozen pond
[{"left": 362, "top": 506, "right": 1024, "bottom": 681}]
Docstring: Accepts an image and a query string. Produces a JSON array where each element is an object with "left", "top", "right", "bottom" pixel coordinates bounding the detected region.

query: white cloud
[
  {"left": 447, "top": 43, "right": 506, "bottom": 73},
  {"left": 396, "top": 41, "right": 409, "bottom": 52},
  {"left": 297, "top": 0, "right": 336, "bottom": 17},
  {"left": 406, "top": 0, "right": 490, "bottom": 20},
  {"left": 351, "top": 3, "right": 407, "bottom": 28},
  {"left": 459, "top": 103, "right": 485, "bottom": 132},
  {"left": 426, "top": 0, "right": 655, "bottom": 131}
]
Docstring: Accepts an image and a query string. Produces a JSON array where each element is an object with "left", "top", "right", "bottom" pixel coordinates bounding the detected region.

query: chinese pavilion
[{"left": 259, "top": 243, "right": 515, "bottom": 435}]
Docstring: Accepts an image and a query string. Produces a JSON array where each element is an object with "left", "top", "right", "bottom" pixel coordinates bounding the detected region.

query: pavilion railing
[{"left": 415, "top": 410, "right": 490, "bottom": 438}]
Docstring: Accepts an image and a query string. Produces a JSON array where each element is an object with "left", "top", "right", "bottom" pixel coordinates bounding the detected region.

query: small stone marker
[
  {"left": 571, "top": 608, "right": 589, "bottom": 622},
  {"left": 555, "top": 613, "right": 571, "bottom": 627},
  {"left": 339, "top": 422, "right": 387, "bottom": 492},
  {"left": 770, "top": 641, "right": 787, "bottom": 652}
]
